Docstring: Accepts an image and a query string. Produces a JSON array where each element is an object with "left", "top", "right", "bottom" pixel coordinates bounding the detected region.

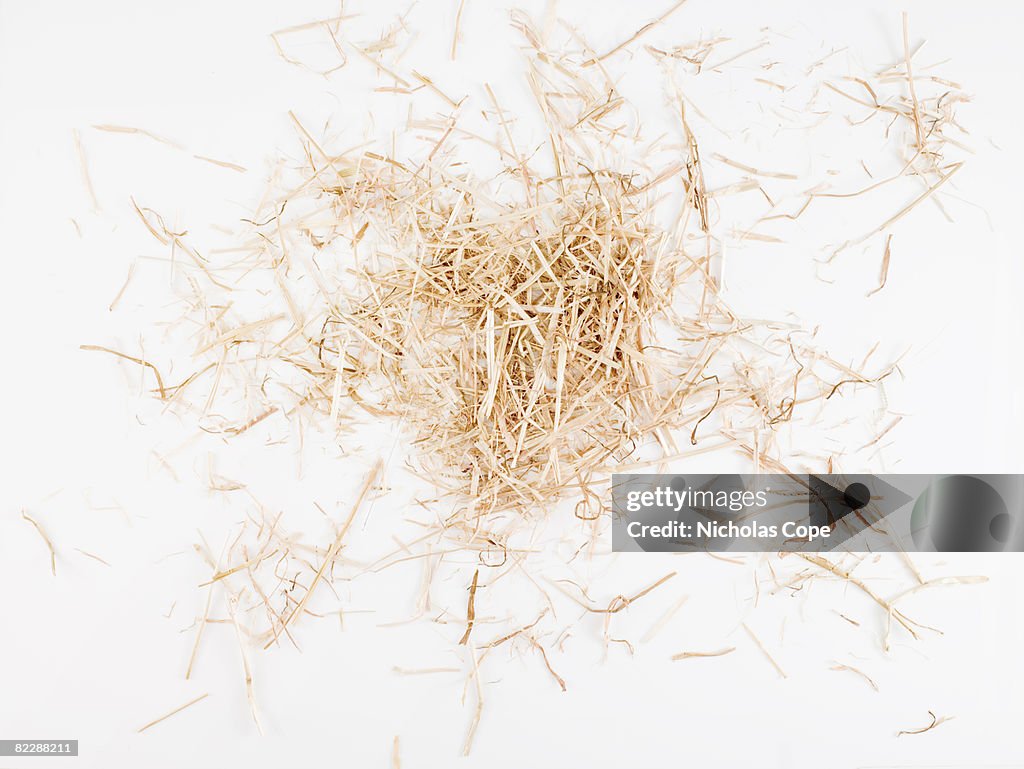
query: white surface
[{"left": 1, "top": 1, "right": 1023, "bottom": 767}]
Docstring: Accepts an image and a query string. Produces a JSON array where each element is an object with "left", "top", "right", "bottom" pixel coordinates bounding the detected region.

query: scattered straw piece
[
  {"left": 742, "top": 622, "right": 786, "bottom": 679},
  {"left": 671, "top": 647, "right": 735, "bottom": 661},
  {"left": 902, "top": 13, "right": 924, "bottom": 153},
  {"left": 93, "top": 123, "right": 182, "bottom": 149},
  {"left": 897, "top": 710, "right": 953, "bottom": 737},
  {"left": 458, "top": 569, "right": 481, "bottom": 645},
  {"left": 22, "top": 511, "right": 56, "bottom": 577},
  {"left": 529, "top": 637, "right": 567, "bottom": 691},
  {"left": 74, "top": 548, "right": 112, "bottom": 567},
  {"left": 186, "top": 570, "right": 216, "bottom": 680},
  {"left": 80, "top": 344, "right": 167, "bottom": 400},
  {"left": 462, "top": 644, "right": 484, "bottom": 756},
  {"left": 866, "top": 234, "right": 893, "bottom": 297},
  {"left": 713, "top": 153, "right": 798, "bottom": 180},
  {"left": 227, "top": 592, "right": 263, "bottom": 735},
  {"left": 108, "top": 262, "right": 136, "bottom": 312},
  {"left": 74, "top": 129, "right": 99, "bottom": 211},
  {"left": 797, "top": 553, "right": 920, "bottom": 642},
  {"left": 265, "top": 460, "right": 382, "bottom": 648},
  {"left": 450, "top": 0, "right": 467, "bottom": 60},
  {"left": 827, "top": 161, "right": 963, "bottom": 261},
  {"left": 641, "top": 595, "right": 688, "bottom": 643},
  {"left": 583, "top": 0, "right": 690, "bottom": 66},
  {"left": 193, "top": 154, "right": 248, "bottom": 174},
  {"left": 137, "top": 693, "right": 210, "bottom": 733},
  {"left": 830, "top": 662, "right": 879, "bottom": 691},
  {"left": 392, "top": 666, "right": 461, "bottom": 676}
]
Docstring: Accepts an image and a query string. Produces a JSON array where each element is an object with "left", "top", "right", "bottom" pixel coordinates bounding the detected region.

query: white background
[{"left": 1, "top": 1, "right": 1023, "bottom": 767}]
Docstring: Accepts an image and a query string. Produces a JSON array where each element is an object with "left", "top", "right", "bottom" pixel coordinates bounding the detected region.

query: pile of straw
[
  {"left": 87, "top": 6, "right": 976, "bottom": 745},
  {"left": 335, "top": 156, "right": 702, "bottom": 518}
]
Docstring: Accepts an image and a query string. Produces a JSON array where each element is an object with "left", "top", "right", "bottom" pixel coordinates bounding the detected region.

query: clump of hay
[
  {"left": 82, "top": 6, "right": 979, "bottom": 749},
  {"left": 334, "top": 158, "right": 703, "bottom": 518}
]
